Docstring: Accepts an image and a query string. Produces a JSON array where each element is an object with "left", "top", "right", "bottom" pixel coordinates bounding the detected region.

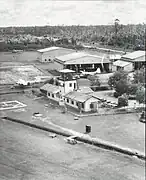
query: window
[
  {"left": 71, "top": 100, "right": 74, "bottom": 105},
  {"left": 76, "top": 102, "right": 79, "bottom": 107},
  {"left": 90, "top": 103, "right": 94, "bottom": 109},
  {"left": 67, "top": 98, "right": 69, "bottom": 103},
  {"left": 81, "top": 103, "right": 84, "bottom": 109},
  {"left": 52, "top": 94, "right": 54, "bottom": 98},
  {"left": 69, "top": 83, "right": 72, "bottom": 87},
  {"left": 48, "top": 93, "right": 50, "bottom": 96},
  {"left": 74, "top": 83, "right": 76, "bottom": 89},
  {"left": 45, "top": 59, "right": 47, "bottom": 61}
]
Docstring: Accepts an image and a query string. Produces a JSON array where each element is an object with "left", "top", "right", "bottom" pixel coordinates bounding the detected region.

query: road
[{"left": 0, "top": 119, "right": 145, "bottom": 180}]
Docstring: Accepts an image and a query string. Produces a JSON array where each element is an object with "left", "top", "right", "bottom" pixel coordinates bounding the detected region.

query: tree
[
  {"left": 133, "top": 68, "right": 145, "bottom": 84},
  {"left": 108, "top": 70, "right": 128, "bottom": 88},
  {"left": 127, "top": 84, "right": 138, "bottom": 95},
  {"left": 115, "top": 79, "right": 129, "bottom": 95},
  {"left": 136, "top": 86, "right": 145, "bottom": 104},
  {"left": 118, "top": 93, "right": 128, "bottom": 107},
  {"left": 88, "top": 75, "right": 100, "bottom": 91}
]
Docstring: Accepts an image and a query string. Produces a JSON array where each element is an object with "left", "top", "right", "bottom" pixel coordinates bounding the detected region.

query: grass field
[
  {"left": 1, "top": 93, "right": 145, "bottom": 153},
  {"left": 0, "top": 120, "right": 145, "bottom": 180},
  {"left": 0, "top": 65, "right": 44, "bottom": 84},
  {"left": 0, "top": 51, "right": 38, "bottom": 62}
]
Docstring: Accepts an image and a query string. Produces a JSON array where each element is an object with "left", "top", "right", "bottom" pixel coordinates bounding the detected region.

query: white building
[
  {"left": 120, "top": 50, "right": 145, "bottom": 70},
  {"left": 112, "top": 60, "right": 133, "bottom": 72},
  {"left": 64, "top": 91, "right": 99, "bottom": 112},
  {"left": 40, "top": 83, "right": 63, "bottom": 102},
  {"left": 55, "top": 52, "right": 112, "bottom": 73},
  {"left": 37, "top": 47, "right": 75, "bottom": 63},
  {"left": 57, "top": 69, "right": 78, "bottom": 94}
]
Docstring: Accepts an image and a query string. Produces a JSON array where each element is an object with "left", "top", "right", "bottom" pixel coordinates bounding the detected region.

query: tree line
[{"left": 0, "top": 23, "right": 145, "bottom": 50}]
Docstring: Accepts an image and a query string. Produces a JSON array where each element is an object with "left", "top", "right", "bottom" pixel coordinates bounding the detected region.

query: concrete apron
[{"left": 3, "top": 116, "right": 145, "bottom": 161}]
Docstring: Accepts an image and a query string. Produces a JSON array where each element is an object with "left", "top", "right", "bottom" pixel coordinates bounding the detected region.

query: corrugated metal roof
[
  {"left": 122, "top": 51, "right": 145, "bottom": 60},
  {"left": 65, "top": 91, "right": 91, "bottom": 102},
  {"left": 37, "top": 47, "right": 60, "bottom": 53},
  {"left": 113, "top": 60, "right": 132, "bottom": 67},
  {"left": 77, "top": 87, "right": 93, "bottom": 94},
  {"left": 65, "top": 91, "right": 97, "bottom": 103},
  {"left": 40, "top": 83, "right": 61, "bottom": 93},
  {"left": 56, "top": 52, "right": 87, "bottom": 62},
  {"left": 64, "top": 55, "right": 110, "bottom": 65}
]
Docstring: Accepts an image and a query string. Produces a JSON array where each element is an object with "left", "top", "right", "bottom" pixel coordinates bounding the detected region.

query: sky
[{"left": 0, "top": 0, "right": 146, "bottom": 27}]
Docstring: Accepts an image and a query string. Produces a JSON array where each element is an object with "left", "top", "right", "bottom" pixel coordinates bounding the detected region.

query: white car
[{"left": 65, "top": 136, "right": 78, "bottom": 145}]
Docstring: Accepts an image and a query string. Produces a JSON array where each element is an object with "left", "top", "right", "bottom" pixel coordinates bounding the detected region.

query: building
[
  {"left": 37, "top": 47, "right": 75, "bottom": 62},
  {"left": 112, "top": 60, "right": 133, "bottom": 72},
  {"left": 55, "top": 52, "right": 87, "bottom": 64},
  {"left": 109, "top": 54, "right": 121, "bottom": 62},
  {"left": 64, "top": 91, "right": 99, "bottom": 112},
  {"left": 55, "top": 52, "right": 112, "bottom": 73},
  {"left": 40, "top": 69, "right": 78, "bottom": 100},
  {"left": 64, "top": 54, "right": 111, "bottom": 73},
  {"left": 120, "top": 50, "right": 145, "bottom": 70},
  {"left": 57, "top": 69, "right": 78, "bottom": 94},
  {"left": 40, "top": 83, "right": 63, "bottom": 102}
]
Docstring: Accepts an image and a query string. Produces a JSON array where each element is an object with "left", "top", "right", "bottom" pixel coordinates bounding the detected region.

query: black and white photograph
[{"left": 0, "top": 0, "right": 145, "bottom": 179}]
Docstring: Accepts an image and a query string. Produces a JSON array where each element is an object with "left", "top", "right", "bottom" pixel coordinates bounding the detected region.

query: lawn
[
  {"left": 0, "top": 118, "right": 145, "bottom": 180},
  {"left": 1, "top": 93, "right": 145, "bottom": 154},
  {"left": 0, "top": 51, "right": 38, "bottom": 62},
  {"left": 0, "top": 65, "right": 44, "bottom": 84}
]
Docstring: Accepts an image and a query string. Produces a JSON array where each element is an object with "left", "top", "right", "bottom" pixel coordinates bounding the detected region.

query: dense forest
[{"left": 0, "top": 22, "right": 145, "bottom": 51}]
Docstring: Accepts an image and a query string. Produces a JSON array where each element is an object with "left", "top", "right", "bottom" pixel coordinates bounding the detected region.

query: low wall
[{"left": 3, "top": 116, "right": 145, "bottom": 161}]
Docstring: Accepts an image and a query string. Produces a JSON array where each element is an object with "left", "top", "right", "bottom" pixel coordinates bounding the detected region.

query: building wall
[
  {"left": 124, "top": 63, "right": 133, "bottom": 72},
  {"left": 84, "top": 98, "right": 99, "bottom": 112},
  {"left": 64, "top": 97, "right": 99, "bottom": 112},
  {"left": 47, "top": 92, "right": 60, "bottom": 102},
  {"left": 64, "top": 98, "right": 79, "bottom": 109},
  {"left": 112, "top": 63, "right": 133, "bottom": 72},
  {"left": 41, "top": 52, "right": 54, "bottom": 62},
  {"left": 37, "top": 52, "right": 42, "bottom": 61},
  {"left": 58, "top": 79, "right": 77, "bottom": 94}
]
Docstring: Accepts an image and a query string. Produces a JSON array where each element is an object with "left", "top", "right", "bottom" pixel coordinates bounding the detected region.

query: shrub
[
  {"left": 136, "top": 86, "right": 145, "bottom": 104},
  {"left": 118, "top": 94, "right": 128, "bottom": 107},
  {"left": 127, "top": 84, "right": 138, "bottom": 95},
  {"left": 114, "top": 91, "right": 120, "bottom": 98}
]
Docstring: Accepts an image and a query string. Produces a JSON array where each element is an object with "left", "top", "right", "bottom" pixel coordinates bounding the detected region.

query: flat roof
[
  {"left": 122, "top": 51, "right": 145, "bottom": 60},
  {"left": 59, "top": 69, "right": 75, "bottom": 73},
  {"left": 113, "top": 60, "right": 132, "bottom": 67},
  {"left": 64, "top": 55, "right": 110, "bottom": 65},
  {"left": 56, "top": 52, "right": 87, "bottom": 62},
  {"left": 37, "top": 47, "right": 60, "bottom": 53}
]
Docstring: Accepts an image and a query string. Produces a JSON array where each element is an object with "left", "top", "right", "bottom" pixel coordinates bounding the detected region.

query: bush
[
  {"left": 127, "top": 84, "right": 138, "bottom": 95},
  {"left": 118, "top": 94, "right": 128, "bottom": 107},
  {"left": 114, "top": 91, "right": 120, "bottom": 98}
]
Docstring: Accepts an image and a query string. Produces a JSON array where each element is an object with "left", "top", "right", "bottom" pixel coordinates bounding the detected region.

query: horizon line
[{"left": 0, "top": 23, "right": 145, "bottom": 28}]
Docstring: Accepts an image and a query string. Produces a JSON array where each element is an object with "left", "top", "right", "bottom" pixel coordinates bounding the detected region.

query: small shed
[{"left": 112, "top": 60, "right": 133, "bottom": 72}]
